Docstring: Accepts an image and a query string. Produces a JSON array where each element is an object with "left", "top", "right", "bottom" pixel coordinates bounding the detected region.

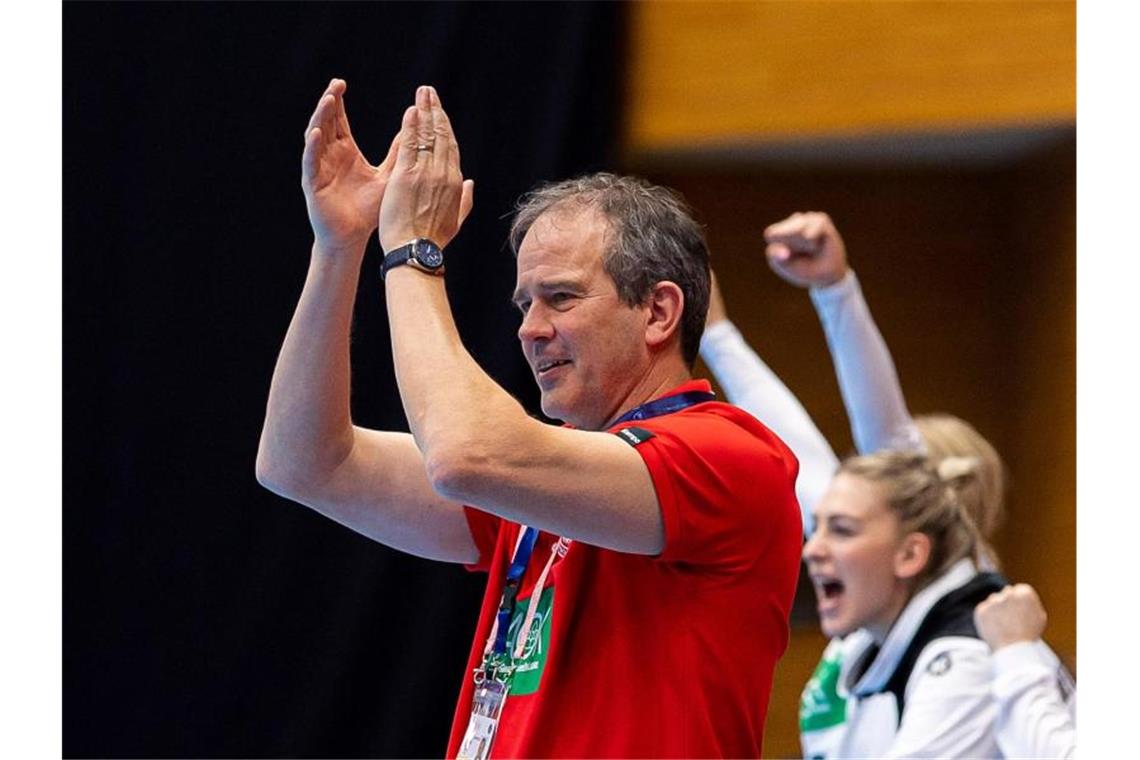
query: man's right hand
[
  {"left": 974, "top": 583, "right": 1048, "bottom": 651},
  {"left": 764, "top": 212, "right": 848, "bottom": 289},
  {"left": 301, "top": 78, "right": 399, "bottom": 255}
]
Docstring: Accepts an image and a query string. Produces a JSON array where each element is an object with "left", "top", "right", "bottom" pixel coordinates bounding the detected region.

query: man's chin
[
  {"left": 539, "top": 395, "right": 567, "bottom": 424},
  {"left": 540, "top": 393, "right": 592, "bottom": 429}
]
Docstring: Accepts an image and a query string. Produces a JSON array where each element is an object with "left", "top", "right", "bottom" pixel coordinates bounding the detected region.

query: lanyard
[
  {"left": 490, "top": 526, "right": 539, "bottom": 656},
  {"left": 612, "top": 390, "right": 716, "bottom": 425},
  {"left": 483, "top": 527, "right": 571, "bottom": 663}
]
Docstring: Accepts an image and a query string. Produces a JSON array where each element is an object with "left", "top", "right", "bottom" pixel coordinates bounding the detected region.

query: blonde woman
[{"left": 803, "top": 451, "right": 1002, "bottom": 756}]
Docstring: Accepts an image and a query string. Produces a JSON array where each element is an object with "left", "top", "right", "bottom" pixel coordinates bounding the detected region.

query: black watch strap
[{"left": 382, "top": 238, "right": 445, "bottom": 280}]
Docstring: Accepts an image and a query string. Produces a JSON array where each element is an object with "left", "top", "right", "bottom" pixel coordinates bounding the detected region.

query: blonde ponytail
[
  {"left": 936, "top": 456, "right": 979, "bottom": 482},
  {"left": 915, "top": 414, "right": 1006, "bottom": 544}
]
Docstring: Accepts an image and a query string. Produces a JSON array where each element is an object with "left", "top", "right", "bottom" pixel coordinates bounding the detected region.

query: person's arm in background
[
  {"left": 764, "top": 212, "right": 924, "bottom": 455},
  {"left": 700, "top": 272, "right": 837, "bottom": 532},
  {"left": 975, "top": 584, "right": 1077, "bottom": 759}
]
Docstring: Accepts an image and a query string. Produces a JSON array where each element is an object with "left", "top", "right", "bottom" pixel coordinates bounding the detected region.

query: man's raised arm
[
  {"left": 255, "top": 79, "right": 478, "bottom": 564},
  {"left": 376, "top": 86, "right": 667, "bottom": 556}
]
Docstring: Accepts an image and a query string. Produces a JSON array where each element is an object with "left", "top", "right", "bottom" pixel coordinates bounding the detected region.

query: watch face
[{"left": 415, "top": 241, "right": 444, "bottom": 269}]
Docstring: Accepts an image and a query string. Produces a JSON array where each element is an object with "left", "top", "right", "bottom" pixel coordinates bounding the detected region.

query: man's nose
[{"left": 518, "top": 304, "right": 554, "bottom": 343}]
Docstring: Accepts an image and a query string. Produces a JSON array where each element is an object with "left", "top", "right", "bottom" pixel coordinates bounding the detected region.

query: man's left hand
[{"left": 379, "top": 85, "right": 474, "bottom": 253}]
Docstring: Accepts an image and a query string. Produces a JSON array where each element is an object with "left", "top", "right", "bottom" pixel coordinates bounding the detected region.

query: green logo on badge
[
  {"left": 505, "top": 585, "right": 554, "bottom": 696},
  {"left": 799, "top": 650, "right": 847, "bottom": 732}
]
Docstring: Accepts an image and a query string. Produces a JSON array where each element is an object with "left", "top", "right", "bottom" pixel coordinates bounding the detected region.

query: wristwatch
[{"left": 381, "top": 238, "right": 445, "bottom": 280}]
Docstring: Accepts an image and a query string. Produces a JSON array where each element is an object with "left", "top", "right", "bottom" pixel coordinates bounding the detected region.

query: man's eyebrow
[{"left": 510, "top": 279, "right": 584, "bottom": 304}]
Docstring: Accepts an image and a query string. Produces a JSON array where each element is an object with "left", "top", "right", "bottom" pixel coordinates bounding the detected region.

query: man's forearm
[
  {"left": 384, "top": 267, "right": 531, "bottom": 494},
  {"left": 257, "top": 243, "right": 364, "bottom": 491}
]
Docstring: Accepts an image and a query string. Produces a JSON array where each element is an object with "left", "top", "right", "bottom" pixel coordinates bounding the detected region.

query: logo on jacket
[{"left": 926, "top": 651, "right": 952, "bottom": 676}]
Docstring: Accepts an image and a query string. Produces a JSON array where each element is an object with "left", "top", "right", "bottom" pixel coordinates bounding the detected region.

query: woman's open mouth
[{"left": 812, "top": 574, "right": 845, "bottom": 616}]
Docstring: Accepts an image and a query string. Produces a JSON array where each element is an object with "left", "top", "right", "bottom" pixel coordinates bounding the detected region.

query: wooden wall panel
[
  {"left": 1003, "top": 142, "right": 1077, "bottom": 667},
  {"left": 625, "top": 1, "right": 1075, "bottom": 152}
]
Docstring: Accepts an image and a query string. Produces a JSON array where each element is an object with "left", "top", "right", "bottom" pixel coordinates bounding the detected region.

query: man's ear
[
  {"left": 893, "top": 532, "right": 933, "bottom": 581},
  {"left": 644, "top": 281, "right": 684, "bottom": 351}
]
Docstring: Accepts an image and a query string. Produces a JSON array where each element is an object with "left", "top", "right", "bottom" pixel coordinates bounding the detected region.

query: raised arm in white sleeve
[
  {"left": 700, "top": 319, "right": 837, "bottom": 533},
  {"left": 808, "top": 270, "right": 924, "bottom": 455},
  {"left": 991, "top": 641, "right": 1077, "bottom": 758},
  {"left": 764, "top": 212, "right": 923, "bottom": 457}
]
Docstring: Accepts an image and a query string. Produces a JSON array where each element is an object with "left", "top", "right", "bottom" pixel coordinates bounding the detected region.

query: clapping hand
[
  {"left": 378, "top": 85, "right": 474, "bottom": 254},
  {"left": 301, "top": 78, "right": 399, "bottom": 255}
]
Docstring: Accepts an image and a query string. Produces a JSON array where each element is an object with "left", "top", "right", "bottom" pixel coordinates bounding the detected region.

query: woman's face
[{"left": 803, "top": 473, "right": 917, "bottom": 642}]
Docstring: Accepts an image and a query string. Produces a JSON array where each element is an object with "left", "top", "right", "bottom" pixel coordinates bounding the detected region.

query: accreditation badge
[
  {"left": 458, "top": 526, "right": 564, "bottom": 759},
  {"left": 456, "top": 657, "right": 513, "bottom": 760}
]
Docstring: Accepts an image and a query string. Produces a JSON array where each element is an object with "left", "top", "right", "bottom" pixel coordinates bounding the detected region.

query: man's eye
[
  {"left": 516, "top": 301, "right": 531, "bottom": 315},
  {"left": 550, "top": 292, "right": 573, "bottom": 306}
]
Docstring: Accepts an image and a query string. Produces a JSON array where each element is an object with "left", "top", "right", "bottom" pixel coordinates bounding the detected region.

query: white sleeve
[
  {"left": 809, "top": 270, "right": 925, "bottom": 455},
  {"left": 990, "top": 641, "right": 1077, "bottom": 759},
  {"left": 885, "top": 639, "right": 1000, "bottom": 759},
  {"left": 699, "top": 320, "right": 838, "bottom": 532}
]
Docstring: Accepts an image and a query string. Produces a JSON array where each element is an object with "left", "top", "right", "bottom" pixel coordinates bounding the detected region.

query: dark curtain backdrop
[{"left": 64, "top": 3, "right": 623, "bottom": 756}]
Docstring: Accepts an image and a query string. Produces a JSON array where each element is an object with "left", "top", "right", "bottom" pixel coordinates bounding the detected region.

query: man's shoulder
[
  {"left": 635, "top": 400, "right": 795, "bottom": 454},
  {"left": 617, "top": 401, "right": 798, "bottom": 488}
]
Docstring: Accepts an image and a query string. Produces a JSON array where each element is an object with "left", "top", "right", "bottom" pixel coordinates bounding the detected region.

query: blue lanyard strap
[
  {"left": 492, "top": 526, "right": 539, "bottom": 656},
  {"left": 612, "top": 390, "right": 716, "bottom": 426}
]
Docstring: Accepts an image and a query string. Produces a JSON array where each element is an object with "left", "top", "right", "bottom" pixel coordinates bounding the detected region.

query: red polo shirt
[{"left": 447, "top": 380, "right": 802, "bottom": 757}]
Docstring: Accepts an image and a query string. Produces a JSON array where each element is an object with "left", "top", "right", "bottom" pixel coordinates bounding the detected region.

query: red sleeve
[
  {"left": 621, "top": 410, "right": 799, "bottom": 568},
  {"left": 461, "top": 506, "right": 501, "bottom": 573}
]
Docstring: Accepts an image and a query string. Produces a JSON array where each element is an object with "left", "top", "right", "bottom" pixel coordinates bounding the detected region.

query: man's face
[{"left": 512, "top": 207, "right": 648, "bottom": 430}]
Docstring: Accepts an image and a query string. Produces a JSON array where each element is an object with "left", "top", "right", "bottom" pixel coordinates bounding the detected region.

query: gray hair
[{"left": 509, "top": 173, "right": 710, "bottom": 366}]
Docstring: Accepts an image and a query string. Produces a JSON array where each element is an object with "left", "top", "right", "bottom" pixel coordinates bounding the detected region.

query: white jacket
[{"left": 800, "top": 560, "right": 1073, "bottom": 759}]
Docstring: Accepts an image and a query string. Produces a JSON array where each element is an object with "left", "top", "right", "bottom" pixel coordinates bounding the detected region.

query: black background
[{"left": 64, "top": 3, "right": 622, "bottom": 756}]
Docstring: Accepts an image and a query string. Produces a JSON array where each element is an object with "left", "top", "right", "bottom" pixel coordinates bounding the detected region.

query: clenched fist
[
  {"left": 974, "top": 583, "right": 1048, "bottom": 651},
  {"left": 764, "top": 211, "right": 848, "bottom": 289}
]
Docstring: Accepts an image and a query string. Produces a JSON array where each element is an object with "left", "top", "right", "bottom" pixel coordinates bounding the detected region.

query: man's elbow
[
  {"left": 255, "top": 439, "right": 321, "bottom": 501},
  {"left": 255, "top": 422, "right": 357, "bottom": 497},
  {"left": 255, "top": 445, "right": 297, "bottom": 498},
  {"left": 423, "top": 445, "right": 487, "bottom": 504}
]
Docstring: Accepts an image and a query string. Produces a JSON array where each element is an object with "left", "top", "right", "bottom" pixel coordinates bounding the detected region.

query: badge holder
[
  {"left": 456, "top": 654, "right": 514, "bottom": 760},
  {"left": 456, "top": 527, "right": 539, "bottom": 759},
  {"left": 456, "top": 528, "right": 571, "bottom": 759}
]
